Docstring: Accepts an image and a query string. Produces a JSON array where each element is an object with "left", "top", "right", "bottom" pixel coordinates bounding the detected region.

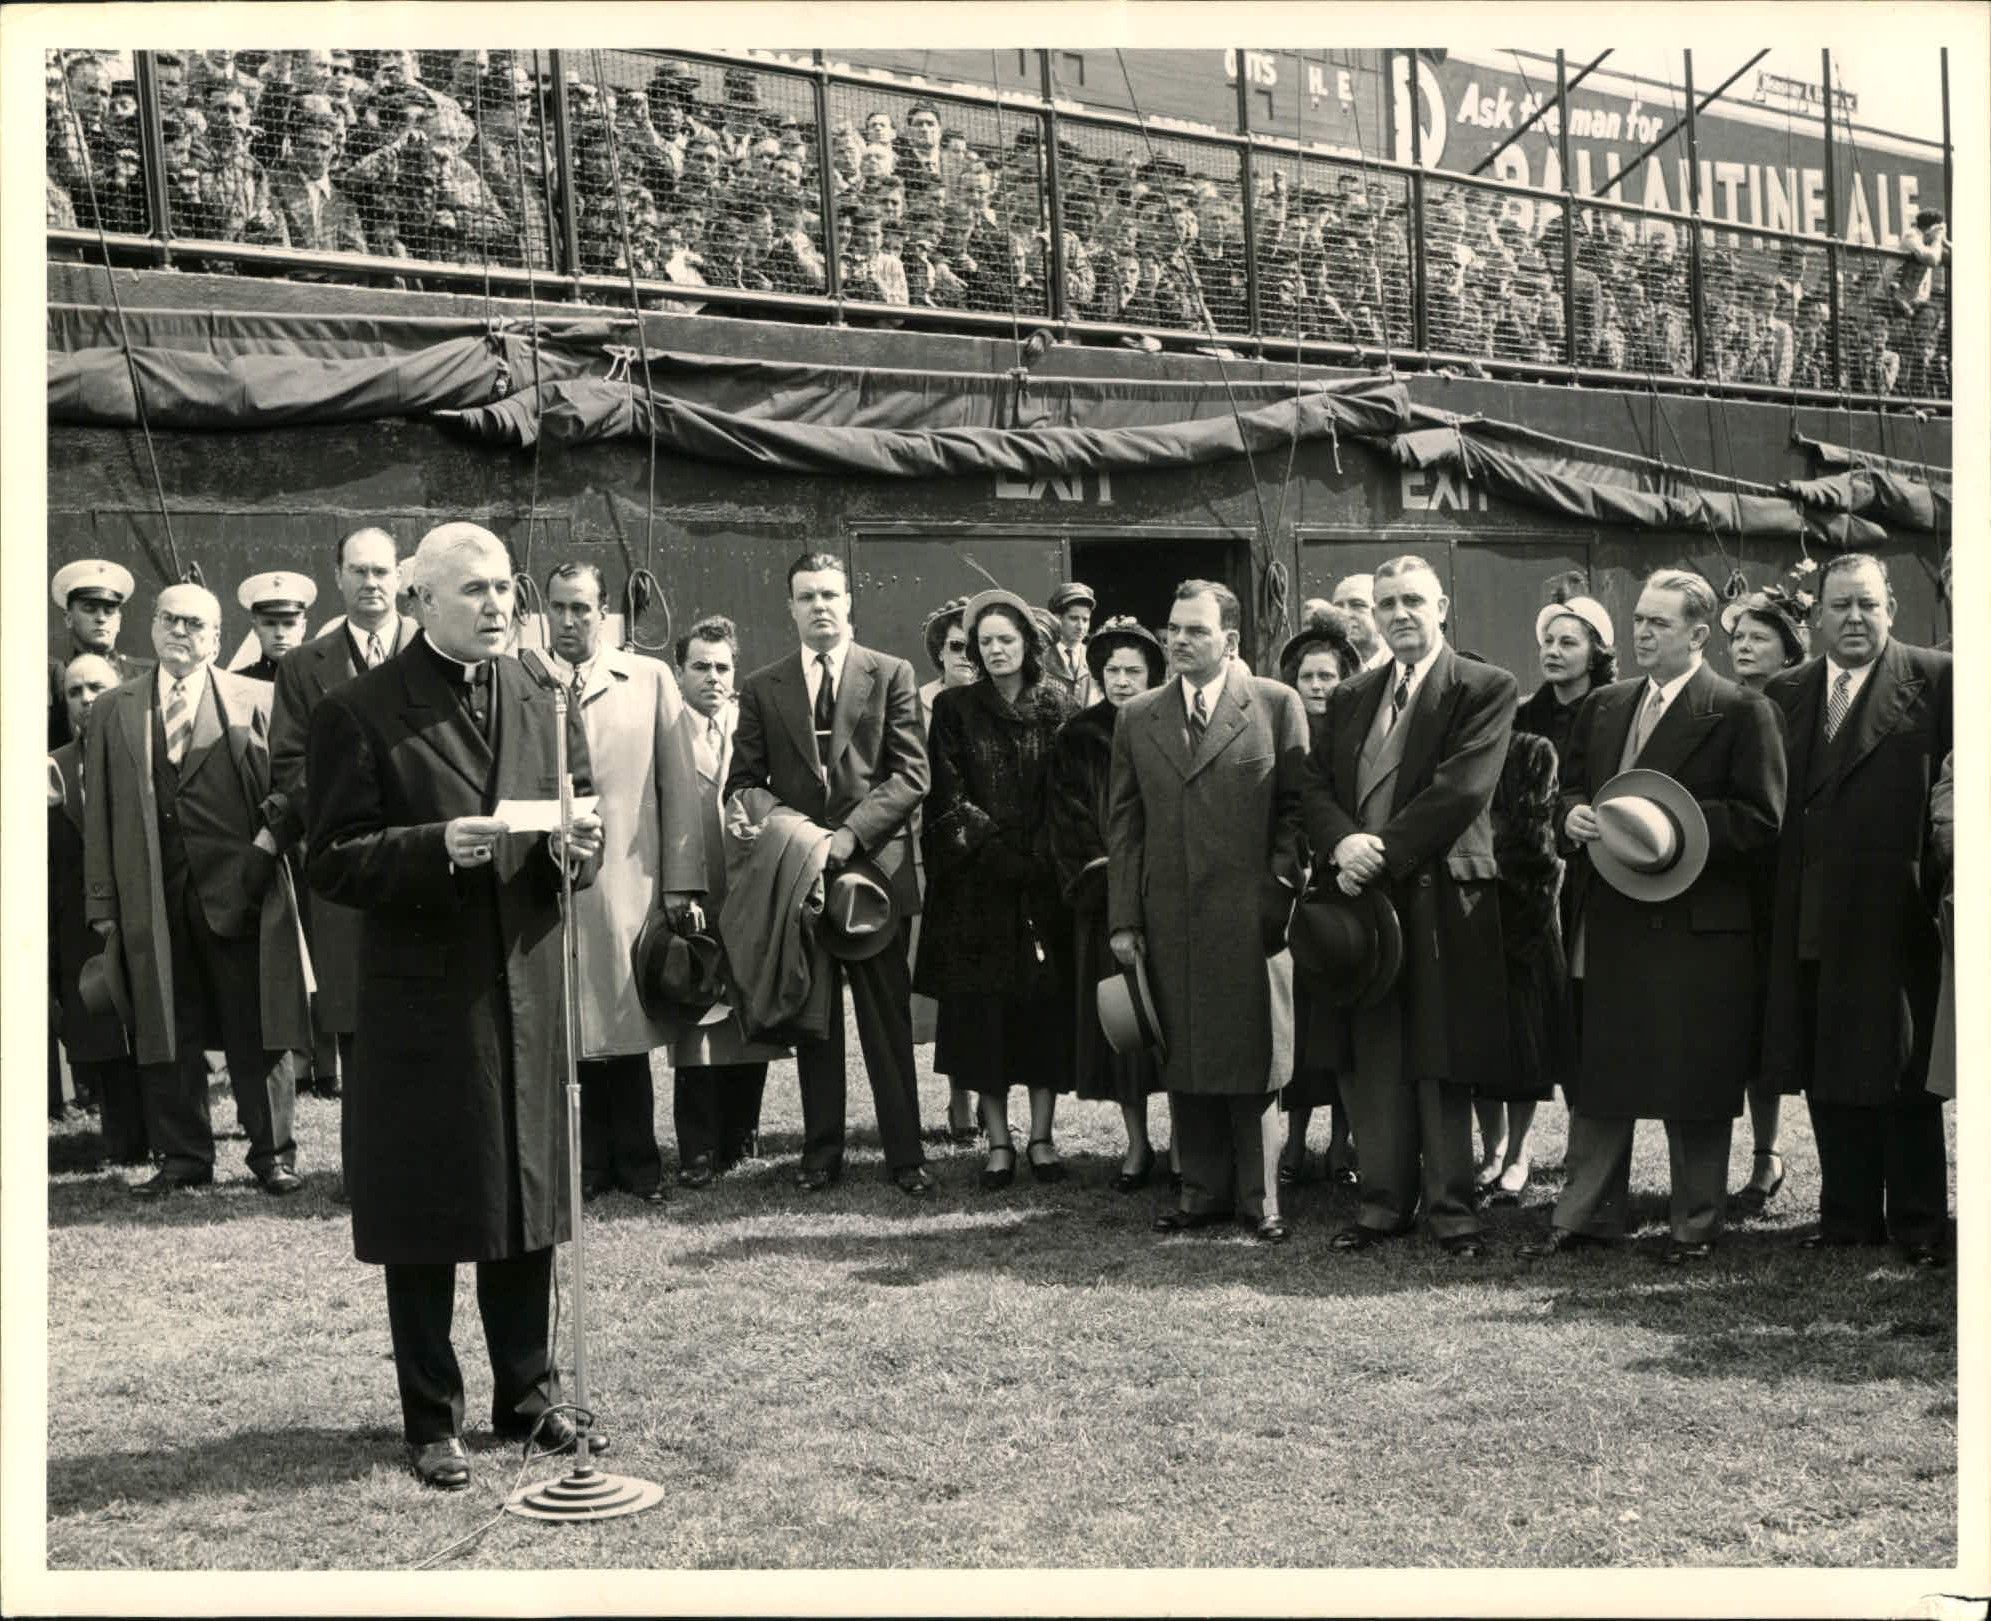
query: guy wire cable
[
  {"left": 508, "top": 50, "right": 551, "bottom": 621},
  {"left": 57, "top": 52, "right": 188, "bottom": 585},
  {"left": 594, "top": 48, "right": 669, "bottom": 653}
]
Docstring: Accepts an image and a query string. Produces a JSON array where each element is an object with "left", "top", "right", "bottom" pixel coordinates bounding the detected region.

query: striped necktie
[
  {"left": 163, "top": 678, "right": 192, "bottom": 766},
  {"left": 365, "top": 632, "right": 385, "bottom": 668},
  {"left": 1824, "top": 669, "right": 1853, "bottom": 740},
  {"left": 1385, "top": 664, "right": 1412, "bottom": 733},
  {"left": 1188, "top": 684, "right": 1209, "bottom": 749}
]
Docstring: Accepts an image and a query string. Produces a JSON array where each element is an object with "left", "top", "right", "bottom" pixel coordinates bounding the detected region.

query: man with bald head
[
  {"left": 270, "top": 526, "right": 420, "bottom": 1100},
  {"left": 49, "top": 654, "right": 146, "bottom": 1153},
  {"left": 308, "top": 522, "right": 606, "bottom": 1489},
  {"left": 83, "top": 584, "right": 310, "bottom": 1196}
]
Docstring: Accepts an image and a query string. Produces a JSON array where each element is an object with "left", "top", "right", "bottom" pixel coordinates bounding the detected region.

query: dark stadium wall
[{"left": 45, "top": 266, "right": 1951, "bottom": 685}]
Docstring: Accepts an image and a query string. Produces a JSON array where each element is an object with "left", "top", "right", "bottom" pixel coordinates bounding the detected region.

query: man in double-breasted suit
[
  {"left": 1760, "top": 554, "right": 1953, "bottom": 1266},
  {"left": 1108, "top": 579, "right": 1309, "bottom": 1243},
  {"left": 83, "top": 584, "right": 309, "bottom": 1197},
  {"left": 673, "top": 616, "right": 787, "bottom": 1184},
  {"left": 1532, "top": 569, "right": 1787, "bottom": 1262},
  {"left": 540, "top": 561, "right": 705, "bottom": 1203},
  {"left": 270, "top": 527, "right": 420, "bottom": 1100},
  {"left": 49, "top": 653, "right": 147, "bottom": 1158},
  {"left": 307, "top": 523, "right": 605, "bottom": 1490},
  {"left": 1301, "top": 556, "right": 1515, "bottom": 1258},
  {"left": 724, "top": 550, "right": 934, "bottom": 1196}
]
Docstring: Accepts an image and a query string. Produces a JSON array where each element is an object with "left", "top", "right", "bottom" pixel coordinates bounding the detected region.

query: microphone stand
[{"left": 506, "top": 678, "right": 664, "bottom": 1523}]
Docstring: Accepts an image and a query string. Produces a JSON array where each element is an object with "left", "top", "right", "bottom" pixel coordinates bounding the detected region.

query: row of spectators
[{"left": 45, "top": 47, "right": 1950, "bottom": 397}]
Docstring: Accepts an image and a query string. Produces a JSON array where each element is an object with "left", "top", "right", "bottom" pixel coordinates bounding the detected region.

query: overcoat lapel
[
  {"left": 400, "top": 643, "right": 495, "bottom": 800},
  {"left": 1183, "top": 674, "right": 1252, "bottom": 782},
  {"left": 1392, "top": 646, "right": 1456, "bottom": 802},
  {"left": 1148, "top": 680, "right": 1196, "bottom": 779},
  {"left": 1836, "top": 641, "right": 1920, "bottom": 787},
  {"left": 1633, "top": 664, "right": 1722, "bottom": 778},
  {"left": 828, "top": 647, "right": 874, "bottom": 771},
  {"left": 1785, "top": 661, "right": 1829, "bottom": 802},
  {"left": 1595, "top": 681, "right": 1643, "bottom": 783}
]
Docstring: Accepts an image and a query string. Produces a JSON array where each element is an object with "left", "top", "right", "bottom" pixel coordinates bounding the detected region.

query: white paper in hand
[{"left": 492, "top": 795, "right": 599, "bottom": 834}]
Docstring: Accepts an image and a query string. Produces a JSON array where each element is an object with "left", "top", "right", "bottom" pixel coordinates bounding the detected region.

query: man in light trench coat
[{"left": 1107, "top": 579, "right": 1309, "bottom": 1243}]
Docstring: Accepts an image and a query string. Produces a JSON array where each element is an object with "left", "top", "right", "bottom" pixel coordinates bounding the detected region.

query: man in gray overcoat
[{"left": 1107, "top": 579, "right": 1308, "bottom": 1243}]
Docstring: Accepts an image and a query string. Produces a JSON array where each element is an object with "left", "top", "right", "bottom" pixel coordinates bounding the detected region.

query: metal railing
[{"left": 44, "top": 45, "right": 1951, "bottom": 409}]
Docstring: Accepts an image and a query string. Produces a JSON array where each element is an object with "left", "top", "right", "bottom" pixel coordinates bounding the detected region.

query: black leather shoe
[
  {"left": 1111, "top": 1151, "right": 1157, "bottom": 1194},
  {"left": 1439, "top": 1233, "right": 1487, "bottom": 1259},
  {"left": 678, "top": 1154, "right": 715, "bottom": 1189},
  {"left": 1798, "top": 1230, "right": 1877, "bottom": 1250},
  {"left": 793, "top": 1164, "right": 841, "bottom": 1193},
  {"left": 1520, "top": 1227, "right": 1610, "bottom": 1258},
  {"left": 408, "top": 1437, "right": 471, "bottom": 1490},
  {"left": 582, "top": 1178, "right": 611, "bottom": 1202},
  {"left": 893, "top": 1165, "right": 935, "bottom": 1197},
  {"left": 1255, "top": 1218, "right": 1290, "bottom": 1245},
  {"left": 1025, "top": 1137, "right": 1066, "bottom": 1184},
  {"left": 131, "top": 1169, "right": 213, "bottom": 1199},
  {"left": 979, "top": 1145, "right": 1017, "bottom": 1191},
  {"left": 257, "top": 1166, "right": 304, "bottom": 1196},
  {"left": 1660, "top": 1240, "right": 1715, "bottom": 1266},
  {"left": 638, "top": 1185, "right": 670, "bottom": 1205},
  {"left": 1153, "top": 1209, "right": 1228, "bottom": 1234},
  {"left": 498, "top": 1411, "right": 609, "bottom": 1457},
  {"left": 1898, "top": 1243, "right": 1948, "bottom": 1269},
  {"left": 1330, "top": 1223, "right": 1383, "bottom": 1252}
]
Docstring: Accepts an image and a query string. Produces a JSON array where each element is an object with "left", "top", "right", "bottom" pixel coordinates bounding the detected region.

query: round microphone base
[{"left": 504, "top": 1465, "right": 667, "bottom": 1522}]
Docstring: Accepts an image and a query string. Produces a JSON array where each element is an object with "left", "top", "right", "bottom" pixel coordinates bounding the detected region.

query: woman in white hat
[
  {"left": 1480, "top": 584, "right": 1615, "bottom": 1197},
  {"left": 1720, "top": 586, "right": 1810, "bottom": 1215}
]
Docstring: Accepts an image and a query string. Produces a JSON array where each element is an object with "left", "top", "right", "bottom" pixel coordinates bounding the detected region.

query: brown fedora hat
[
  {"left": 632, "top": 910, "right": 728, "bottom": 1023},
  {"left": 1287, "top": 884, "right": 1403, "bottom": 1008},
  {"left": 822, "top": 858, "right": 898, "bottom": 961},
  {"left": 1590, "top": 768, "right": 1709, "bottom": 904},
  {"left": 78, "top": 934, "right": 133, "bottom": 1029},
  {"left": 1097, "top": 953, "right": 1167, "bottom": 1063}
]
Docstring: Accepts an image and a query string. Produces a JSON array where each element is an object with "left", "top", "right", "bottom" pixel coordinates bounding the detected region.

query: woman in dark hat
[
  {"left": 911, "top": 596, "right": 980, "bottom": 1142},
  {"left": 1047, "top": 616, "right": 1170, "bottom": 1190},
  {"left": 1273, "top": 607, "right": 1363, "bottom": 1191},
  {"left": 1485, "top": 580, "right": 1616, "bottom": 1197},
  {"left": 916, "top": 591, "right": 1081, "bottom": 1189},
  {"left": 1722, "top": 584, "right": 1811, "bottom": 1215}
]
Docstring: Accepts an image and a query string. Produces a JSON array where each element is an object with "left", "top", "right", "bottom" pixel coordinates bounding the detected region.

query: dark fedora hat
[
  {"left": 632, "top": 909, "right": 728, "bottom": 1023},
  {"left": 822, "top": 858, "right": 898, "bottom": 961},
  {"left": 1084, "top": 615, "right": 1164, "bottom": 687},
  {"left": 78, "top": 934, "right": 133, "bottom": 1029},
  {"left": 1097, "top": 953, "right": 1167, "bottom": 1062},
  {"left": 1287, "top": 884, "right": 1402, "bottom": 1009}
]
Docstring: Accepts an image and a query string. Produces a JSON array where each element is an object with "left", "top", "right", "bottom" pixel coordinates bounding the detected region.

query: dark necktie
[
  {"left": 813, "top": 652, "right": 836, "bottom": 762},
  {"left": 465, "top": 661, "right": 493, "bottom": 738},
  {"left": 1188, "top": 683, "right": 1209, "bottom": 750},
  {"left": 1386, "top": 664, "right": 1412, "bottom": 733}
]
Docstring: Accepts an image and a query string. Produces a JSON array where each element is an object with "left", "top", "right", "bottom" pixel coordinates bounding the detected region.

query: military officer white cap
[
  {"left": 50, "top": 559, "right": 136, "bottom": 610},
  {"left": 238, "top": 572, "right": 319, "bottom": 614}
]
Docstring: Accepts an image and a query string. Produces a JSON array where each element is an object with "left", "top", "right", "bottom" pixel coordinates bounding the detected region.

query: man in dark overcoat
[
  {"left": 1760, "top": 553, "right": 1953, "bottom": 1265},
  {"left": 306, "top": 523, "right": 604, "bottom": 1490},
  {"left": 1108, "top": 579, "right": 1308, "bottom": 1243},
  {"left": 724, "top": 550, "right": 933, "bottom": 1197},
  {"left": 82, "top": 584, "right": 309, "bottom": 1197},
  {"left": 1531, "top": 569, "right": 1787, "bottom": 1262},
  {"left": 49, "top": 653, "right": 147, "bottom": 1157},
  {"left": 270, "top": 526, "right": 421, "bottom": 1100},
  {"left": 1301, "top": 555, "right": 1515, "bottom": 1258}
]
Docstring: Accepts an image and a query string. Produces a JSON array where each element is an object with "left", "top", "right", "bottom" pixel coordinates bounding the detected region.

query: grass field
[{"left": 44, "top": 1045, "right": 1956, "bottom": 1572}]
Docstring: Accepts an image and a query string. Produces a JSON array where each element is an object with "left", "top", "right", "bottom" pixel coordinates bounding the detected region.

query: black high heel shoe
[
  {"left": 1731, "top": 1150, "right": 1785, "bottom": 1215},
  {"left": 1112, "top": 1148, "right": 1157, "bottom": 1193},
  {"left": 1025, "top": 1136, "right": 1067, "bottom": 1184},
  {"left": 979, "top": 1144, "right": 1017, "bottom": 1191}
]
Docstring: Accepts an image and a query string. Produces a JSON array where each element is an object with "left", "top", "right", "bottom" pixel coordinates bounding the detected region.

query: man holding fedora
[
  {"left": 233, "top": 571, "right": 317, "bottom": 684},
  {"left": 49, "top": 653, "right": 147, "bottom": 1157},
  {"left": 724, "top": 550, "right": 933, "bottom": 1197},
  {"left": 667, "top": 616, "right": 786, "bottom": 1187},
  {"left": 1530, "top": 567, "right": 1786, "bottom": 1263},
  {"left": 1302, "top": 555, "right": 1514, "bottom": 1257},
  {"left": 82, "top": 583, "right": 310, "bottom": 1197},
  {"left": 1043, "top": 582, "right": 1099, "bottom": 709},
  {"left": 1108, "top": 579, "right": 1309, "bottom": 1243},
  {"left": 540, "top": 560, "right": 705, "bottom": 1204},
  {"left": 1760, "top": 553, "right": 1953, "bottom": 1265},
  {"left": 49, "top": 558, "right": 151, "bottom": 748}
]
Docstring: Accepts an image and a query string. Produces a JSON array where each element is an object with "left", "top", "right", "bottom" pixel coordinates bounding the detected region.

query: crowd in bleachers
[{"left": 46, "top": 47, "right": 1948, "bottom": 397}]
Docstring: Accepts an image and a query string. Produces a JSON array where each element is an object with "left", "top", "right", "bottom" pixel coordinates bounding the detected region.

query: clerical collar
[{"left": 418, "top": 632, "right": 486, "bottom": 683}]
